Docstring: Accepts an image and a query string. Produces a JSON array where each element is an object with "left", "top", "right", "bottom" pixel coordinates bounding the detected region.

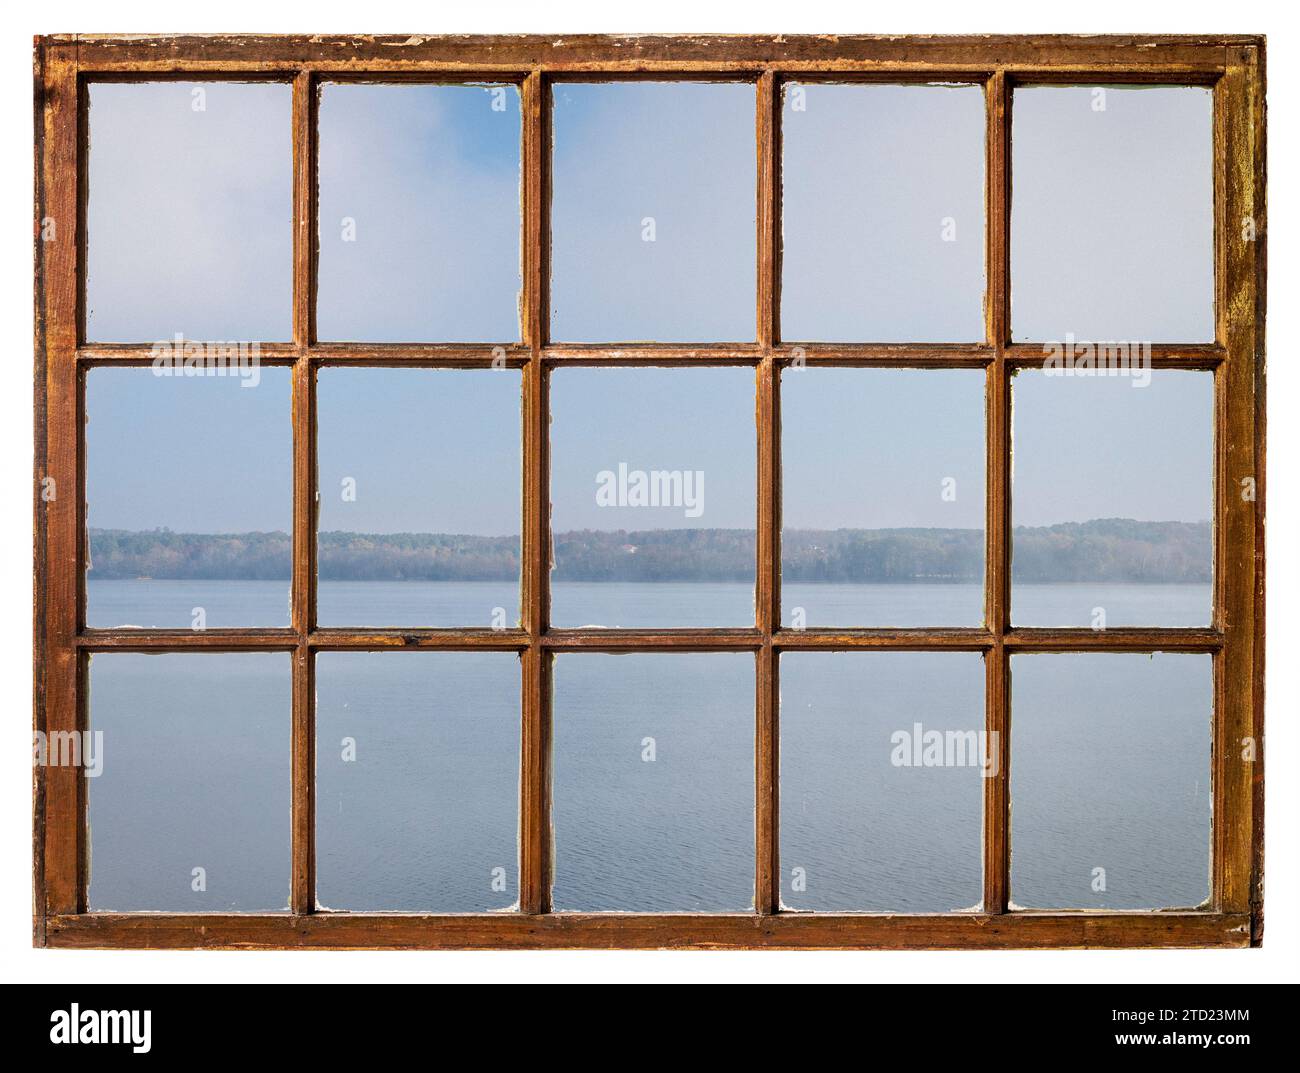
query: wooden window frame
[{"left": 33, "top": 33, "right": 1266, "bottom": 950}]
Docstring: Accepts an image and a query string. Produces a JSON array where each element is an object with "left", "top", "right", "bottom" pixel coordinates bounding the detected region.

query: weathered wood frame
[{"left": 33, "top": 34, "right": 1266, "bottom": 950}]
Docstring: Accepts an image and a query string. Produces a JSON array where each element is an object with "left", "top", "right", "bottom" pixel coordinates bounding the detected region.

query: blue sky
[
  {"left": 781, "top": 83, "right": 986, "bottom": 343},
  {"left": 1011, "top": 85, "right": 1213, "bottom": 342},
  {"left": 85, "top": 80, "right": 1216, "bottom": 536},
  {"left": 87, "top": 81, "right": 292, "bottom": 342},
  {"left": 316, "top": 83, "right": 523, "bottom": 342},
  {"left": 550, "top": 82, "right": 756, "bottom": 342}
]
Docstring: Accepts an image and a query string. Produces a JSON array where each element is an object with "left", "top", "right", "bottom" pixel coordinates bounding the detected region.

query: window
[{"left": 35, "top": 34, "right": 1264, "bottom": 950}]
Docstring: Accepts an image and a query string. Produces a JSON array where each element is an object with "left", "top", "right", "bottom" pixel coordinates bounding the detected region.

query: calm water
[
  {"left": 85, "top": 580, "right": 1212, "bottom": 914},
  {"left": 87, "top": 578, "right": 1211, "bottom": 630}
]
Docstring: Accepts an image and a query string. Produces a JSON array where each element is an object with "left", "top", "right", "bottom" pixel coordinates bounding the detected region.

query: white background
[{"left": 1, "top": 0, "right": 1295, "bottom": 986}]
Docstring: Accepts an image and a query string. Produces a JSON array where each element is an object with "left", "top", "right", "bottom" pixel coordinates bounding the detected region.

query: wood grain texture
[
  {"left": 58, "top": 34, "right": 1249, "bottom": 72},
  {"left": 519, "top": 69, "right": 551, "bottom": 915},
  {"left": 1213, "top": 48, "right": 1265, "bottom": 926},
  {"left": 981, "top": 71, "right": 1012, "bottom": 914},
  {"left": 46, "top": 911, "right": 1250, "bottom": 951},
  {"left": 38, "top": 46, "right": 83, "bottom": 921}
]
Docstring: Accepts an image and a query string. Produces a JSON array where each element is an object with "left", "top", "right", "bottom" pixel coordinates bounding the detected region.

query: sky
[
  {"left": 1011, "top": 85, "right": 1214, "bottom": 343},
  {"left": 550, "top": 366, "right": 755, "bottom": 531},
  {"left": 1011, "top": 368, "right": 1213, "bottom": 527},
  {"left": 316, "top": 83, "right": 522, "bottom": 342},
  {"left": 85, "top": 80, "right": 1216, "bottom": 536},
  {"left": 87, "top": 367, "right": 292, "bottom": 533},
  {"left": 550, "top": 82, "right": 756, "bottom": 343},
  {"left": 781, "top": 83, "right": 986, "bottom": 343},
  {"left": 317, "top": 368, "right": 521, "bottom": 535},
  {"left": 782, "top": 368, "right": 986, "bottom": 530},
  {"left": 87, "top": 81, "right": 292, "bottom": 342}
]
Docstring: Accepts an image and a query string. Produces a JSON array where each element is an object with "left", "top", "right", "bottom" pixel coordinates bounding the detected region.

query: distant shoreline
[{"left": 88, "top": 520, "right": 1211, "bottom": 585}]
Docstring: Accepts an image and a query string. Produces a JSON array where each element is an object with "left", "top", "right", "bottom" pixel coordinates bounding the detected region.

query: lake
[
  {"left": 84, "top": 579, "right": 1213, "bottom": 915},
  {"left": 87, "top": 577, "right": 1212, "bottom": 630}
]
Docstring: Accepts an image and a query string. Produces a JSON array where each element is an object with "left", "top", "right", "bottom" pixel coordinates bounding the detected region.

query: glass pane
[
  {"left": 316, "top": 368, "right": 521, "bottom": 628},
  {"left": 1010, "top": 653, "right": 1212, "bottom": 909},
  {"left": 550, "top": 82, "right": 756, "bottom": 342},
  {"left": 1011, "top": 368, "right": 1212, "bottom": 627},
  {"left": 86, "top": 653, "right": 290, "bottom": 912},
  {"left": 782, "top": 368, "right": 985, "bottom": 626},
  {"left": 781, "top": 652, "right": 986, "bottom": 912},
  {"left": 86, "top": 367, "right": 292, "bottom": 629},
  {"left": 552, "top": 653, "right": 754, "bottom": 911},
  {"left": 1011, "top": 85, "right": 1213, "bottom": 342},
  {"left": 317, "top": 83, "right": 522, "bottom": 342},
  {"left": 549, "top": 367, "right": 756, "bottom": 627},
  {"left": 316, "top": 652, "right": 520, "bottom": 911},
  {"left": 781, "top": 83, "right": 986, "bottom": 342},
  {"left": 86, "top": 81, "right": 291, "bottom": 342}
]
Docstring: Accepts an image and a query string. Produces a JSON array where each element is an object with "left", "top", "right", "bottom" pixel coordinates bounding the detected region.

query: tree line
[{"left": 87, "top": 519, "right": 1210, "bottom": 584}]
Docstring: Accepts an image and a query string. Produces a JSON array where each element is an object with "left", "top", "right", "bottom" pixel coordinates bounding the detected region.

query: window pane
[
  {"left": 781, "top": 83, "right": 985, "bottom": 342},
  {"left": 317, "top": 368, "right": 521, "bottom": 628},
  {"left": 1011, "top": 368, "right": 1212, "bottom": 627},
  {"left": 1011, "top": 85, "right": 1213, "bottom": 342},
  {"left": 316, "top": 652, "right": 520, "bottom": 911},
  {"left": 782, "top": 368, "right": 985, "bottom": 626},
  {"left": 87, "top": 653, "right": 290, "bottom": 912},
  {"left": 1010, "top": 653, "right": 1211, "bottom": 909},
  {"left": 317, "top": 83, "right": 522, "bottom": 342},
  {"left": 86, "top": 367, "right": 292, "bottom": 629},
  {"left": 549, "top": 367, "right": 756, "bottom": 627},
  {"left": 550, "top": 82, "right": 756, "bottom": 342},
  {"left": 552, "top": 654, "right": 754, "bottom": 911},
  {"left": 86, "top": 81, "right": 291, "bottom": 342},
  {"left": 781, "top": 652, "right": 985, "bottom": 912}
]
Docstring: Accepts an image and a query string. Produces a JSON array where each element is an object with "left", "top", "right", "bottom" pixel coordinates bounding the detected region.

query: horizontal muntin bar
[
  {"left": 776, "top": 629, "right": 993, "bottom": 650},
  {"left": 773, "top": 344, "right": 993, "bottom": 367},
  {"left": 76, "top": 343, "right": 1231, "bottom": 369},
  {"left": 70, "top": 62, "right": 1231, "bottom": 85},
  {"left": 46, "top": 910, "right": 1249, "bottom": 950},
  {"left": 542, "top": 629, "right": 762, "bottom": 650},
  {"left": 542, "top": 344, "right": 763, "bottom": 365},
  {"left": 311, "top": 345, "right": 531, "bottom": 368},
  {"left": 1004, "top": 343, "right": 1227, "bottom": 369},
  {"left": 77, "top": 344, "right": 300, "bottom": 367},
  {"left": 309, "top": 629, "right": 529, "bottom": 651},
  {"left": 1002, "top": 627, "right": 1223, "bottom": 652},
  {"left": 77, "top": 630, "right": 298, "bottom": 651}
]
